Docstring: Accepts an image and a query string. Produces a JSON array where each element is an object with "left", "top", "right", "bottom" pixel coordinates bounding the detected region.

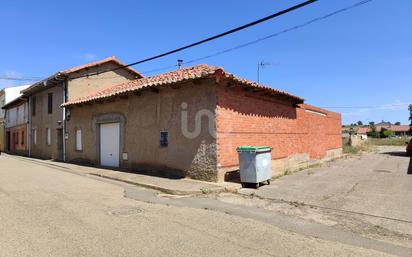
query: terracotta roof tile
[
  {"left": 357, "top": 125, "right": 411, "bottom": 134},
  {"left": 61, "top": 56, "right": 143, "bottom": 78},
  {"left": 62, "top": 64, "right": 304, "bottom": 107}
]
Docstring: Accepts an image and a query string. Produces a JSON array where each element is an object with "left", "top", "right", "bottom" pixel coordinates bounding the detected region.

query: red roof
[
  {"left": 62, "top": 64, "right": 304, "bottom": 107},
  {"left": 356, "top": 127, "right": 370, "bottom": 134},
  {"left": 357, "top": 125, "right": 411, "bottom": 134},
  {"left": 61, "top": 56, "right": 143, "bottom": 78}
]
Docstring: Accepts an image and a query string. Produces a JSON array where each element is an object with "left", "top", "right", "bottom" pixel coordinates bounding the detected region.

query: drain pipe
[
  {"left": 62, "top": 78, "right": 68, "bottom": 162},
  {"left": 27, "top": 96, "right": 32, "bottom": 157}
]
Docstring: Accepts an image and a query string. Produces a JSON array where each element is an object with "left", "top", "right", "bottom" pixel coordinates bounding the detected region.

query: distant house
[
  {"left": 357, "top": 125, "right": 411, "bottom": 136},
  {"left": 0, "top": 85, "right": 30, "bottom": 152}
]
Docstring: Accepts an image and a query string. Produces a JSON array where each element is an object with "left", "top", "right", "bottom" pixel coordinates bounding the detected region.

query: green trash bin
[{"left": 237, "top": 146, "right": 272, "bottom": 188}]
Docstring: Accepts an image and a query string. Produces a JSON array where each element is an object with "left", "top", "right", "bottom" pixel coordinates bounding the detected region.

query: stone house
[
  {"left": 62, "top": 65, "right": 342, "bottom": 182},
  {"left": 21, "top": 56, "right": 143, "bottom": 160}
]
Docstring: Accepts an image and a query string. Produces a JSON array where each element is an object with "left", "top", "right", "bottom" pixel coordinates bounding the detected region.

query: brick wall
[{"left": 216, "top": 86, "right": 342, "bottom": 168}]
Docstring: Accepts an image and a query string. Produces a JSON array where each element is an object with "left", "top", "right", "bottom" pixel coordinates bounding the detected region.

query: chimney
[{"left": 177, "top": 60, "right": 183, "bottom": 69}]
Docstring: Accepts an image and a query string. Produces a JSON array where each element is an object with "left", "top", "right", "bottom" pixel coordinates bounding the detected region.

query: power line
[
  {"left": 0, "top": 76, "right": 42, "bottom": 81},
  {"left": 70, "top": 0, "right": 318, "bottom": 80},
  {"left": 141, "top": 0, "right": 374, "bottom": 76},
  {"left": 321, "top": 103, "right": 410, "bottom": 109}
]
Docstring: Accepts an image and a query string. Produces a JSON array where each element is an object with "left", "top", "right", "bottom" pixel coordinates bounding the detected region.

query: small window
[
  {"left": 32, "top": 96, "right": 36, "bottom": 116},
  {"left": 46, "top": 128, "right": 51, "bottom": 146},
  {"left": 21, "top": 130, "right": 25, "bottom": 145},
  {"left": 48, "top": 93, "right": 53, "bottom": 114},
  {"left": 33, "top": 129, "right": 37, "bottom": 145},
  {"left": 160, "top": 131, "right": 168, "bottom": 147},
  {"left": 75, "top": 129, "right": 82, "bottom": 151}
]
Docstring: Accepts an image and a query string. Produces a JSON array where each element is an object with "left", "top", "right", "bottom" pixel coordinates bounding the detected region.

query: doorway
[{"left": 100, "top": 123, "right": 120, "bottom": 167}]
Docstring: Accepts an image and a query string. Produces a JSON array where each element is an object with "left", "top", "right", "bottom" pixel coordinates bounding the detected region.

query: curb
[
  {"left": 88, "top": 173, "right": 225, "bottom": 196},
  {"left": 4, "top": 154, "right": 226, "bottom": 196}
]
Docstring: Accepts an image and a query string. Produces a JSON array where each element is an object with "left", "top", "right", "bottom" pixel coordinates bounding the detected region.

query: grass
[
  {"left": 342, "top": 142, "right": 373, "bottom": 154},
  {"left": 369, "top": 137, "right": 410, "bottom": 146}
]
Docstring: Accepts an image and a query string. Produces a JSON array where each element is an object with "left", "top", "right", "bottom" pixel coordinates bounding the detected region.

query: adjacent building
[
  {"left": 3, "top": 96, "right": 29, "bottom": 155},
  {"left": 62, "top": 65, "right": 342, "bottom": 182},
  {"left": 21, "top": 56, "right": 143, "bottom": 160},
  {"left": 0, "top": 85, "right": 30, "bottom": 152}
]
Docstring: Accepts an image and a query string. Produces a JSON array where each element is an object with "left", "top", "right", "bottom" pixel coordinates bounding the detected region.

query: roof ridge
[{"left": 62, "top": 64, "right": 303, "bottom": 107}]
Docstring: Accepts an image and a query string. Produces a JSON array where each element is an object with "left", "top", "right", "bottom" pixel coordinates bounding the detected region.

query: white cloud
[
  {"left": 0, "top": 70, "right": 24, "bottom": 89},
  {"left": 79, "top": 53, "right": 98, "bottom": 61},
  {"left": 342, "top": 102, "right": 411, "bottom": 117}
]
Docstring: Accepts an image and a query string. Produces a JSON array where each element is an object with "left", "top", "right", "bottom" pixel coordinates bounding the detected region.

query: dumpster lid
[{"left": 237, "top": 146, "right": 272, "bottom": 152}]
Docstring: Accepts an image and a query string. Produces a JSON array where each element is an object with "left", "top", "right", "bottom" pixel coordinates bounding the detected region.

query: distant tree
[
  {"left": 357, "top": 121, "right": 363, "bottom": 126},
  {"left": 369, "top": 121, "right": 375, "bottom": 126},
  {"left": 367, "top": 124, "right": 378, "bottom": 138},
  {"left": 380, "top": 128, "right": 394, "bottom": 138},
  {"left": 394, "top": 121, "right": 401, "bottom": 125}
]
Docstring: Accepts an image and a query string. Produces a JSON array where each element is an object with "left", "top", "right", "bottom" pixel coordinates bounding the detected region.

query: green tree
[
  {"left": 357, "top": 121, "right": 363, "bottom": 126},
  {"left": 369, "top": 121, "right": 375, "bottom": 126},
  {"left": 394, "top": 121, "right": 401, "bottom": 125},
  {"left": 380, "top": 128, "right": 393, "bottom": 138},
  {"left": 367, "top": 125, "right": 378, "bottom": 138}
]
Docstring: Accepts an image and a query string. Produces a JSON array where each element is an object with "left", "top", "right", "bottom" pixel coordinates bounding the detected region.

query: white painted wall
[
  {"left": 1, "top": 84, "right": 30, "bottom": 120},
  {"left": 5, "top": 102, "right": 28, "bottom": 129},
  {"left": 4, "top": 85, "right": 30, "bottom": 104}
]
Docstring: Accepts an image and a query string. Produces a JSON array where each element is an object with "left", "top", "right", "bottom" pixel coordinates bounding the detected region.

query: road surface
[{"left": 0, "top": 147, "right": 410, "bottom": 256}]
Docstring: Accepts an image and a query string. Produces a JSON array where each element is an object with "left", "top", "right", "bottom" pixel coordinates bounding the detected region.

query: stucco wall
[
  {"left": 215, "top": 86, "right": 342, "bottom": 174},
  {"left": 66, "top": 80, "right": 218, "bottom": 181},
  {"left": 0, "top": 120, "right": 4, "bottom": 152},
  {"left": 30, "top": 86, "right": 64, "bottom": 160},
  {"left": 67, "top": 62, "right": 137, "bottom": 101},
  {"left": 5, "top": 123, "right": 27, "bottom": 155}
]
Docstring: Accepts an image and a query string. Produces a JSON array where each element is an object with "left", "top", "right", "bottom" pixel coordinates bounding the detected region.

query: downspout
[
  {"left": 62, "top": 78, "right": 68, "bottom": 162},
  {"left": 27, "top": 97, "right": 31, "bottom": 157}
]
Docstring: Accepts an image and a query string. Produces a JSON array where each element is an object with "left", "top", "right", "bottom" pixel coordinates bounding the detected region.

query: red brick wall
[{"left": 216, "top": 86, "right": 342, "bottom": 168}]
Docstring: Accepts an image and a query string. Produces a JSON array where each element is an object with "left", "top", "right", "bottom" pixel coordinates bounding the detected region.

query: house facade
[
  {"left": 62, "top": 65, "right": 342, "bottom": 182},
  {"left": 0, "top": 85, "right": 30, "bottom": 152},
  {"left": 22, "top": 56, "right": 143, "bottom": 160},
  {"left": 3, "top": 97, "right": 29, "bottom": 155}
]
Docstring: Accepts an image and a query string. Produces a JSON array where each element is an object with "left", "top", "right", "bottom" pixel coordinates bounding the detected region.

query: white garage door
[{"left": 100, "top": 123, "right": 120, "bottom": 167}]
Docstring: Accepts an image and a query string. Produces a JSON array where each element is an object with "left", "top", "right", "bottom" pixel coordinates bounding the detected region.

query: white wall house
[{"left": 5, "top": 101, "right": 28, "bottom": 129}]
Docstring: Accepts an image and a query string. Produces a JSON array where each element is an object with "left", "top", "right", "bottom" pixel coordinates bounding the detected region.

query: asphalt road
[
  {"left": 0, "top": 148, "right": 410, "bottom": 256},
  {"left": 236, "top": 146, "right": 412, "bottom": 251}
]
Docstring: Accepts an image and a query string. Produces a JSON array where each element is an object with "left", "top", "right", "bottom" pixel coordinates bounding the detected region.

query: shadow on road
[
  {"left": 381, "top": 151, "right": 409, "bottom": 157},
  {"left": 380, "top": 151, "right": 412, "bottom": 175}
]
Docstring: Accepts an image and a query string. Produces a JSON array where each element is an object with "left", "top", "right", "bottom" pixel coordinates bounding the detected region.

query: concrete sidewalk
[{"left": 5, "top": 154, "right": 237, "bottom": 195}]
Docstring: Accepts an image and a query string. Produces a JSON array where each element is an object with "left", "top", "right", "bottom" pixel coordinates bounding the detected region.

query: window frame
[
  {"left": 21, "top": 130, "right": 25, "bottom": 145},
  {"left": 75, "top": 128, "right": 83, "bottom": 152},
  {"left": 160, "top": 131, "right": 169, "bottom": 147},
  {"left": 47, "top": 93, "right": 53, "bottom": 114},
  {"left": 32, "top": 129, "right": 37, "bottom": 145},
  {"left": 32, "top": 96, "right": 36, "bottom": 116},
  {"left": 46, "top": 128, "right": 51, "bottom": 146}
]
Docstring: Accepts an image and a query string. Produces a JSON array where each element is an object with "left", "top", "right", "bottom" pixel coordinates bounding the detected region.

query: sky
[{"left": 0, "top": 0, "right": 411, "bottom": 124}]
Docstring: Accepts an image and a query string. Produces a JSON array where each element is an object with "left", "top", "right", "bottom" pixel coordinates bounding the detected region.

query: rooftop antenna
[
  {"left": 257, "top": 61, "right": 272, "bottom": 83},
  {"left": 177, "top": 59, "right": 183, "bottom": 69}
]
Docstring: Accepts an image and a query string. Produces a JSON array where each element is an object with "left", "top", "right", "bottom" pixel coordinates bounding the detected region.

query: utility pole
[{"left": 257, "top": 61, "right": 272, "bottom": 83}]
